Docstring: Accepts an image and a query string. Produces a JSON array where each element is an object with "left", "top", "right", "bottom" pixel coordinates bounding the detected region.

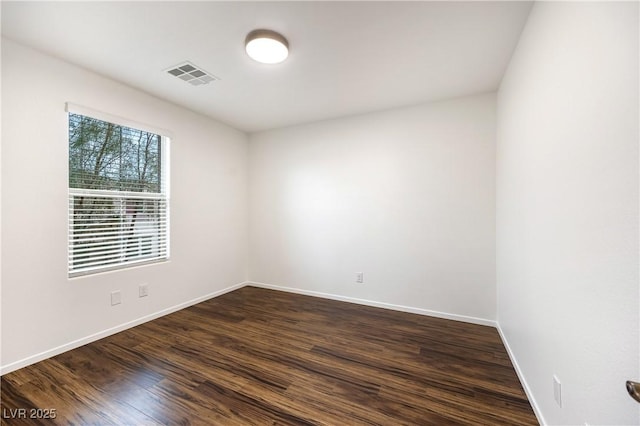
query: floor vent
[{"left": 166, "top": 62, "right": 218, "bottom": 86}]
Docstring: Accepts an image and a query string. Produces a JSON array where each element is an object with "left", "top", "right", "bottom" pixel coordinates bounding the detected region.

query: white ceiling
[{"left": 2, "top": 1, "right": 533, "bottom": 133}]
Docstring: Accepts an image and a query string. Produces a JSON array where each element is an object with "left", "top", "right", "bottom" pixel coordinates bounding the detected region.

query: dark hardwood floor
[{"left": 1, "top": 286, "right": 538, "bottom": 425}]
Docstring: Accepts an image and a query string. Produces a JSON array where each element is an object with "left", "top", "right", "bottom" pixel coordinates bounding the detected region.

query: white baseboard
[
  {"left": 248, "top": 281, "right": 497, "bottom": 327},
  {"left": 0, "top": 281, "right": 249, "bottom": 375},
  {"left": 496, "top": 323, "right": 545, "bottom": 425}
]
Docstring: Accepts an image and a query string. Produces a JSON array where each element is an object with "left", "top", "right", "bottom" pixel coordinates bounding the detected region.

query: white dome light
[{"left": 245, "top": 29, "right": 289, "bottom": 64}]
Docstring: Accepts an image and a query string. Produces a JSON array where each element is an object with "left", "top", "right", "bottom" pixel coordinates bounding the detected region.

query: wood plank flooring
[{"left": 1, "top": 286, "right": 538, "bottom": 425}]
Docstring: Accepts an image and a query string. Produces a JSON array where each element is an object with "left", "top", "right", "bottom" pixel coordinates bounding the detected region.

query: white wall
[
  {"left": 1, "top": 39, "right": 249, "bottom": 372},
  {"left": 496, "top": 2, "right": 639, "bottom": 425},
  {"left": 249, "top": 94, "right": 496, "bottom": 323}
]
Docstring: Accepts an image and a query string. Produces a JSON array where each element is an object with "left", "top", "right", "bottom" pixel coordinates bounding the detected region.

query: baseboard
[
  {"left": 248, "top": 281, "right": 496, "bottom": 327},
  {"left": 496, "top": 323, "right": 545, "bottom": 425},
  {"left": 1, "top": 281, "right": 249, "bottom": 376}
]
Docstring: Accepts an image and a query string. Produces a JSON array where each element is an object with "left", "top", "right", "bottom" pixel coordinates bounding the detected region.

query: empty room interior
[{"left": 1, "top": 1, "right": 638, "bottom": 425}]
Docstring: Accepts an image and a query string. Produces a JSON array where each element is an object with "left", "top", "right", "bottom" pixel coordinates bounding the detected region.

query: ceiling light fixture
[{"left": 245, "top": 29, "right": 289, "bottom": 64}]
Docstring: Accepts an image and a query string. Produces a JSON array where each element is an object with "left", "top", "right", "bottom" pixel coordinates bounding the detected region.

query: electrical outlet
[
  {"left": 111, "top": 290, "right": 121, "bottom": 306},
  {"left": 139, "top": 283, "right": 149, "bottom": 298},
  {"left": 553, "top": 375, "right": 562, "bottom": 407},
  {"left": 356, "top": 272, "right": 364, "bottom": 283}
]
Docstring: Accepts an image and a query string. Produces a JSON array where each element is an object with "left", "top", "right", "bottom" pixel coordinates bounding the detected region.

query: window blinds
[{"left": 68, "top": 111, "right": 169, "bottom": 277}]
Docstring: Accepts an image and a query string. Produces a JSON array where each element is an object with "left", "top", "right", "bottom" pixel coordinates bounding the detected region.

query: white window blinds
[{"left": 68, "top": 109, "right": 170, "bottom": 277}]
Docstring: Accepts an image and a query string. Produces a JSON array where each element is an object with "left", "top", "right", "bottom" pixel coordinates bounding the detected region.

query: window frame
[{"left": 66, "top": 103, "right": 171, "bottom": 278}]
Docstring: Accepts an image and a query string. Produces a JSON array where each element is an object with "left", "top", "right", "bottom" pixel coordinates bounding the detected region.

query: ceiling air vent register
[{"left": 166, "top": 62, "right": 218, "bottom": 86}]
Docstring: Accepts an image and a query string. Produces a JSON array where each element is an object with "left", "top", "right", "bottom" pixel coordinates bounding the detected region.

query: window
[{"left": 68, "top": 106, "right": 170, "bottom": 277}]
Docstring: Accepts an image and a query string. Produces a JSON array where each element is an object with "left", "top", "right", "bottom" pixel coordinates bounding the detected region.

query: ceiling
[{"left": 1, "top": 1, "right": 533, "bottom": 133}]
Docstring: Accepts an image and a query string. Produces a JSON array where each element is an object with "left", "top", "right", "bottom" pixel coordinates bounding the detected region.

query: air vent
[{"left": 166, "top": 62, "right": 218, "bottom": 86}]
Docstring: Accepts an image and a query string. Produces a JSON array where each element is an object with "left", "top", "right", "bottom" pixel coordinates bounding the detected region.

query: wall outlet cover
[
  {"left": 139, "top": 284, "right": 149, "bottom": 298},
  {"left": 111, "top": 290, "right": 122, "bottom": 306},
  {"left": 553, "top": 375, "right": 562, "bottom": 407}
]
